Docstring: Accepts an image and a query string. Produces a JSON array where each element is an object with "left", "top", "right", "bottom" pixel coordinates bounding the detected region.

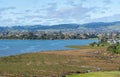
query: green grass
[{"left": 66, "top": 71, "right": 120, "bottom": 77}]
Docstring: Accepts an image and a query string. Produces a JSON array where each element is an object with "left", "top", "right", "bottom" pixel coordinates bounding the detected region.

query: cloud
[
  {"left": 1, "top": 18, "right": 13, "bottom": 22},
  {"left": 92, "top": 14, "right": 120, "bottom": 22},
  {"left": 25, "top": 9, "right": 32, "bottom": 13},
  {"left": 103, "top": 0, "right": 112, "bottom": 4},
  {"left": 0, "top": 7, "right": 16, "bottom": 12},
  {"left": 0, "top": 0, "right": 120, "bottom": 26},
  {"left": 9, "top": 11, "right": 25, "bottom": 15},
  {"left": 46, "top": 2, "right": 58, "bottom": 13},
  {"left": 19, "top": 3, "right": 96, "bottom": 25},
  {"left": 0, "top": 18, "right": 15, "bottom": 26},
  {"left": 48, "top": 5, "right": 94, "bottom": 19},
  {"left": 24, "top": 15, "right": 46, "bottom": 19},
  {"left": 31, "top": 4, "right": 96, "bottom": 25},
  {"left": 0, "top": 7, "right": 16, "bottom": 15},
  {"left": 32, "top": 0, "right": 39, "bottom": 4},
  {"left": 66, "top": 0, "right": 76, "bottom": 6}
]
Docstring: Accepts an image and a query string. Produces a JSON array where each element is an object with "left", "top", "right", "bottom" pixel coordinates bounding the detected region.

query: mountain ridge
[{"left": 0, "top": 21, "right": 120, "bottom": 32}]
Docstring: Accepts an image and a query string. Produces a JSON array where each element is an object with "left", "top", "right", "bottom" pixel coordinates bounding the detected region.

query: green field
[{"left": 66, "top": 71, "right": 120, "bottom": 77}]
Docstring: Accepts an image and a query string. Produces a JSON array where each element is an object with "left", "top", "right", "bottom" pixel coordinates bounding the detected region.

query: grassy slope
[
  {"left": 0, "top": 46, "right": 120, "bottom": 77},
  {"left": 0, "top": 53, "right": 89, "bottom": 77},
  {"left": 66, "top": 71, "right": 120, "bottom": 77}
]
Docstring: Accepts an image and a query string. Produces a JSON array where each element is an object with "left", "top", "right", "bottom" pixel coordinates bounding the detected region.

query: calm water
[{"left": 0, "top": 39, "right": 98, "bottom": 56}]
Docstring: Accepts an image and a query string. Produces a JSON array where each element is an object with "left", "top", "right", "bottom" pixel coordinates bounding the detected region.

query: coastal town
[{"left": 0, "top": 29, "right": 120, "bottom": 40}]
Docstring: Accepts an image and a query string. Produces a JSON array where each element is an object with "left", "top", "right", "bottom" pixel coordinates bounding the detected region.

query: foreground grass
[
  {"left": 0, "top": 46, "right": 120, "bottom": 77},
  {"left": 66, "top": 71, "right": 120, "bottom": 77},
  {"left": 0, "top": 53, "right": 89, "bottom": 77}
]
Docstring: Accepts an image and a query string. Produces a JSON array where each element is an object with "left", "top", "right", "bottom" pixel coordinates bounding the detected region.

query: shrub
[{"left": 107, "top": 44, "right": 120, "bottom": 54}]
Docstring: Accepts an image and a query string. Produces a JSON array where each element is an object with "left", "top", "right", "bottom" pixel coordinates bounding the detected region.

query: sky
[{"left": 0, "top": 0, "right": 120, "bottom": 26}]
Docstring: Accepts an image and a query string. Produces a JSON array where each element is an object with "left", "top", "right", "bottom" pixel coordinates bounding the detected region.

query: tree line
[{"left": 0, "top": 32, "right": 98, "bottom": 40}]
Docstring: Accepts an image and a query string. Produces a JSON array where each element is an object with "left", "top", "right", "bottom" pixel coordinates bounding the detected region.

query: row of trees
[{"left": 0, "top": 32, "right": 98, "bottom": 40}]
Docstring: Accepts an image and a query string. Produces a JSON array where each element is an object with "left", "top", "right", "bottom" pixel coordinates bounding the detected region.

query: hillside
[{"left": 0, "top": 21, "right": 120, "bottom": 32}]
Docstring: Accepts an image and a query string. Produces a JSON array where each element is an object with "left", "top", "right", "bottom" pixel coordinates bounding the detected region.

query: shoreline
[
  {"left": 0, "top": 45, "right": 95, "bottom": 57},
  {"left": 0, "top": 38, "right": 98, "bottom": 41},
  {"left": 0, "top": 39, "right": 98, "bottom": 57},
  {"left": 0, "top": 44, "right": 117, "bottom": 58}
]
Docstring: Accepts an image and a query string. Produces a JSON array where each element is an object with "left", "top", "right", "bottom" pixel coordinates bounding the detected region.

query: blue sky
[{"left": 0, "top": 0, "right": 120, "bottom": 26}]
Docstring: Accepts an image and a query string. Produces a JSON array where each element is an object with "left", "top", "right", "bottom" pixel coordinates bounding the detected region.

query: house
[{"left": 107, "top": 39, "right": 120, "bottom": 44}]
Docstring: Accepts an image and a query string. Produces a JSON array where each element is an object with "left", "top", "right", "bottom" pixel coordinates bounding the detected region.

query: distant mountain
[
  {"left": 51, "top": 24, "right": 79, "bottom": 29},
  {"left": 83, "top": 21, "right": 120, "bottom": 28},
  {"left": 0, "top": 21, "right": 120, "bottom": 32}
]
